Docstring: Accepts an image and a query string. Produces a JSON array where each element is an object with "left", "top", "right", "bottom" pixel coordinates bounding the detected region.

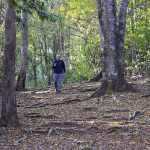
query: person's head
[{"left": 56, "top": 54, "right": 61, "bottom": 60}]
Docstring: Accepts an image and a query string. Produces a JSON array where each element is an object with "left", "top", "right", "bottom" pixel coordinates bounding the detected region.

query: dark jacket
[{"left": 52, "top": 59, "right": 66, "bottom": 74}]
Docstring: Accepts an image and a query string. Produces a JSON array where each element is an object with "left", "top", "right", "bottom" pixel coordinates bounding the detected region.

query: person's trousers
[{"left": 53, "top": 73, "right": 63, "bottom": 93}]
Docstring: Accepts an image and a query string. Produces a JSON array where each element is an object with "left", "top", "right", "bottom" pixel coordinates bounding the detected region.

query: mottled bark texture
[
  {"left": 1, "top": 7, "right": 19, "bottom": 126},
  {"left": 117, "top": 0, "right": 128, "bottom": 82},
  {"left": 16, "top": 12, "right": 28, "bottom": 91},
  {"left": 93, "top": 0, "right": 130, "bottom": 97}
]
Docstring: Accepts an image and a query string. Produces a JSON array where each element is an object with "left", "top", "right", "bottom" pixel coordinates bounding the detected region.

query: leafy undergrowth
[{"left": 0, "top": 77, "right": 150, "bottom": 150}]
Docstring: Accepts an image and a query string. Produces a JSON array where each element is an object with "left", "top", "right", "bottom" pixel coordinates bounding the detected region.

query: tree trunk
[
  {"left": 40, "top": 47, "right": 45, "bottom": 82},
  {"left": 1, "top": 6, "right": 19, "bottom": 126},
  {"left": 0, "top": 2, "right": 5, "bottom": 25},
  {"left": 53, "top": 34, "right": 57, "bottom": 58},
  {"left": 57, "top": 33, "right": 60, "bottom": 53},
  {"left": 116, "top": 0, "right": 128, "bottom": 87},
  {"left": 60, "top": 32, "right": 64, "bottom": 54},
  {"left": 33, "top": 41, "right": 37, "bottom": 87},
  {"left": 38, "top": 35, "right": 45, "bottom": 82},
  {"left": 144, "top": 0, "right": 149, "bottom": 75},
  {"left": 100, "top": 0, "right": 118, "bottom": 83},
  {"left": 93, "top": 0, "right": 130, "bottom": 97},
  {"left": 0, "top": 56, "right": 3, "bottom": 93},
  {"left": 43, "top": 34, "right": 51, "bottom": 85},
  {"left": 16, "top": 12, "right": 28, "bottom": 91}
]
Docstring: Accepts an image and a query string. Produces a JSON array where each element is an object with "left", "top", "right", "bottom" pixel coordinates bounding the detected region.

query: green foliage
[
  {"left": 59, "top": 0, "right": 100, "bottom": 83},
  {"left": 65, "top": 33, "right": 101, "bottom": 83},
  {"left": 14, "top": 0, "right": 62, "bottom": 22},
  {"left": 65, "top": 53, "right": 93, "bottom": 83},
  {"left": 125, "top": 0, "right": 150, "bottom": 75}
]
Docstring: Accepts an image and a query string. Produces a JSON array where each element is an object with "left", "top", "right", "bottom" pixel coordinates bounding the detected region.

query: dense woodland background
[{"left": 0, "top": 0, "right": 149, "bottom": 89}]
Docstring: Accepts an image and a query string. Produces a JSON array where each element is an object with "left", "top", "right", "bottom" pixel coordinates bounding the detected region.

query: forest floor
[{"left": 0, "top": 77, "right": 150, "bottom": 150}]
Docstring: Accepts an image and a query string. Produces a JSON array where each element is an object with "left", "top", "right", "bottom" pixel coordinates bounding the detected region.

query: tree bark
[
  {"left": 99, "top": 0, "right": 118, "bottom": 81},
  {"left": 16, "top": 12, "right": 28, "bottom": 91},
  {"left": 1, "top": 6, "right": 19, "bottom": 126},
  {"left": 33, "top": 41, "right": 37, "bottom": 87},
  {"left": 93, "top": 0, "right": 130, "bottom": 97},
  {"left": 53, "top": 34, "right": 57, "bottom": 58},
  {"left": 116, "top": 0, "right": 128, "bottom": 87},
  {"left": 60, "top": 31, "right": 65, "bottom": 55},
  {"left": 38, "top": 35, "right": 45, "bottom": 82},
  {"left": 40, "top": 48, "right": 45, "bottom": 82},
  {"left": 0, "top": 55, "right": 3, "bottom": 92},
  {"left": 43, "top": 34, "right": 51, "bottom": 85}
]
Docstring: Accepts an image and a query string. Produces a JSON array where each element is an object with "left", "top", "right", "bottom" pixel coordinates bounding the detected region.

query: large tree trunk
[
  {"left": 117, "top": 0, "right": 128, "bottom": 84},
  {"left": 100, "top": 0, "right": 119, "bottom": 84},
  {"left": 1, "top": 6, "right": 19, "bottom": 126},
  {"left": 93, "top": 0, "right": 129, "bottom": 97},
  {"left": 16, "top": 12, "right": 28, "bottom": 91}
]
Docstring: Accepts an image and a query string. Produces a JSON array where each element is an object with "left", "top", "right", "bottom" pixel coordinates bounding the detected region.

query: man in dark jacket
[{"left": 52, "top": 54, "right": 66, "bottom": 94}]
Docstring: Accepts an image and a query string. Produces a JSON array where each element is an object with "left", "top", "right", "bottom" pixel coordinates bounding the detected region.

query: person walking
[{"left": 52, "top": 54, "right": 66, "bottom": 94}]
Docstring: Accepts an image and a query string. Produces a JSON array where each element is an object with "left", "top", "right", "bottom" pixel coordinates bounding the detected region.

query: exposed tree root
[
  {"left": 106, "top": 126, "right": 129, "bottom": 133},
  {"left": 90, "top": 80, "right": 108, "bottom": 98},
  {"left": 29, "top": 121, "right": 103, "bottom": 135},
  {"left": 0, "top": 118, "right": 20, "bottom": 127},
  {"left": 89, "top": 70, "right": 103, "bottom": 82},
  {"left": 51, "top": 97, "right": 82, "bottom": 106},
  {"left": 0, "top": 119, "right": 7, "bottom": 127},
  {"left": 90, "top": 79, "right": 139, "bottom": 98},
  {"left": 121, "top": 82, "right": 138, "bottom": 92},
  {"left": 142, "top": 93, "right": 150, "bottom": 98}
]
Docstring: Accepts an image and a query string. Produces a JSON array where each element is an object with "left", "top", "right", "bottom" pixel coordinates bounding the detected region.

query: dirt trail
[{"left": 0, "top": 79, "right": 150, "bottom": 150}]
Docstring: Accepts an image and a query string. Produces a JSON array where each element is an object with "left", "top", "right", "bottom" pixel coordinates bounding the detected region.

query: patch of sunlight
[
  {"left": 19, "top": 91, "right": 33, "bottom": 94},
  {"left": 108, "top": 121, "right": 124, "bottom": 126},
  {"left": 35, "top": 90, "right": 50, "bottom": 94},
  {"left": 107, "top": 121, "right": 135, "bottom": 127}
]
